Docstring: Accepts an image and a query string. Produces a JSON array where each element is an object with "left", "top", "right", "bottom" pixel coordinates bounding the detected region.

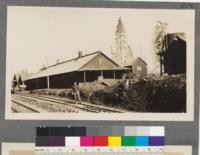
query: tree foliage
[
  {"left": 18, "top": 75, "right": 23, "bottom": 85},
  {"left": 153, "top": 21, "right": 168, "bottom": 60},
  {"left": 13, "top": 74, "right": 18, "bottom": 88},
  {"left": 111, "top": 17, "right": 134, "bottom": 66}
]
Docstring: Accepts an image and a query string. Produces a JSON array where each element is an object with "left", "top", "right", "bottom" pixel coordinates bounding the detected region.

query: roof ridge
[
  {"left": 133, "top": 57, "right": 147, "bottom": 65},
  {"left": 46, "top": 51, "right": 101, "bottom": 69}
]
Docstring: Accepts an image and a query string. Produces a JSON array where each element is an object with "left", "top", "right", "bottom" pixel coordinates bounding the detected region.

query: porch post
[
  {"left": 113, "top": 70, "right": 116, "bottom": 79},
  {"left": 101, "top": 71, "right": 103, "bottom": 77},
  {"left": 83, "top": 71, "right": 86, "bottom": 83}
]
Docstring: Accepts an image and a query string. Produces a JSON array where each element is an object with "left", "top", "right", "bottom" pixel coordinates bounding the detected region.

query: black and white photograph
[{"left": 5, "top": 6, "right": 195, "bottom": 120}]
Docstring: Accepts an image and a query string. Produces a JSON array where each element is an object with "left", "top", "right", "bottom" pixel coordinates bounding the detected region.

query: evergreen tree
[
  {"left": 18, "top": 75, "right": 23, "bottom": 85},
  {"left": 111, "top": 17, "right": 134, "bottom": 66},
  {"left": 13, "top": 74, "right": 18, "bottom": 87}
]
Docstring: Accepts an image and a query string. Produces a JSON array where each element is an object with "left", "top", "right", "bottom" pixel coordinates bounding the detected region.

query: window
[{"left": 137, "top": 66, "right": 142, "bottom": 71}]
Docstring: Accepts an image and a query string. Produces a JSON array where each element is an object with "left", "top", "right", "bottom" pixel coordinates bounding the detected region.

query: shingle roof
[{"left": 25, "top": 51, "right": 128, "bottom": 80}]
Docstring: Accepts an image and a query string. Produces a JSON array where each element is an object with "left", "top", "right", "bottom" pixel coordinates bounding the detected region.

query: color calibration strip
[
  {"left": 36, "top": 126, "right": 164, "bottom": 147},
  {"left": 36, "top": 135, "right": 165, "bottom": 147},
  {"left": 35, "top": 126, "right": 164, "bottom": 155}
]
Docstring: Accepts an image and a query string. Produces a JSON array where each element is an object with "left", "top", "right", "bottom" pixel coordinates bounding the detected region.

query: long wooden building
[{"left": 24, "top": 51, "right": 130, "bottom": 90}]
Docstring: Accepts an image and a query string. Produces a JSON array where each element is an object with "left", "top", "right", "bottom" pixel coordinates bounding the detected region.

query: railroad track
[
  {"left": 13, "top": 94, "right": 125, "bottom": 113},
  {"left": 30, "top": 94, "right": 125, "bottom": 113},
  {"left": 11, "top": 99, "right": 43, "bottom": 113},
  {"left": 11, "top": 107, "right": 18, "bottom": 113}
]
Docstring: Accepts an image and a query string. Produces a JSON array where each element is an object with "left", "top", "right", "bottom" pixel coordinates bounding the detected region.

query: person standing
[
  {"left": 125, "top": 79, "right": 130, "bottom": 90},
  {"left": 72, "top": 82, "right": 81, "bottom": 104}
]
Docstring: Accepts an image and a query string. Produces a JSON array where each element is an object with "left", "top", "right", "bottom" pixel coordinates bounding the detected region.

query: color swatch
[
  {"left": 94, "top": 136, "right": 108, "bottom": 146},
  {"left": 108, "top": 136, "right": 121, "bottom": 146}
]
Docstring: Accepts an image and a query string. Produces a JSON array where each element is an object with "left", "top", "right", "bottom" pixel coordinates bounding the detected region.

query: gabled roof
[
  {"left": 133, "top": 57, "right": 147, "bottom": 65},
  {"left": 125, "top": 57, "right": 147, "bottom": 66},
  {"left": 25, "top": 51, "right": 128, "bottom": 80}
]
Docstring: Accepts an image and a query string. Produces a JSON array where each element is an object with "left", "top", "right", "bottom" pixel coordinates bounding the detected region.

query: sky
[{"left": 7, "top": 6, "right": 195, "bottom": 74}]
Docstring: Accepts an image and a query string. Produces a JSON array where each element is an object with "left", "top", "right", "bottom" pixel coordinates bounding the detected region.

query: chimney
[
  {"left": 56, "top": 59, "right": 60, "bottom": 64},
  {"left": 78, "top": 51, "right": 83, "bottom": 58}
]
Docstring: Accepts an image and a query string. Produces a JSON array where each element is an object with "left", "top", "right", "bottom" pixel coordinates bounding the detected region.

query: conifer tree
[
  {"left": 13, "top": 74, "right": 18, "bottom": 87},
  {"left": 111, "top": 17, "right": 134, "bottom": 66},
  {"left": 18, "top": 75, "right": 23, "bottom": 85}
]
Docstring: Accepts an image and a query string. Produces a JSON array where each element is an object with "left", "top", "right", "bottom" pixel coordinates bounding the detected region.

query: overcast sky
[{"left": 7, "top": 6, "right": 194, "bottom": 74}]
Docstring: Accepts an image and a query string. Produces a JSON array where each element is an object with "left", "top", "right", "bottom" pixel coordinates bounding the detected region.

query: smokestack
[{"left": 78, "top": 51, "right": 83, "bottom": 58}]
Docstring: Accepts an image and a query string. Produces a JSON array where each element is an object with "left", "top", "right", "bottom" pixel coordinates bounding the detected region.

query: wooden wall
[
  {"left": 132, "top": 59, "right": 147, "bottom": 77},
  {"left": 80, "top": 53, "right": 118, "bottom": 70}
]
